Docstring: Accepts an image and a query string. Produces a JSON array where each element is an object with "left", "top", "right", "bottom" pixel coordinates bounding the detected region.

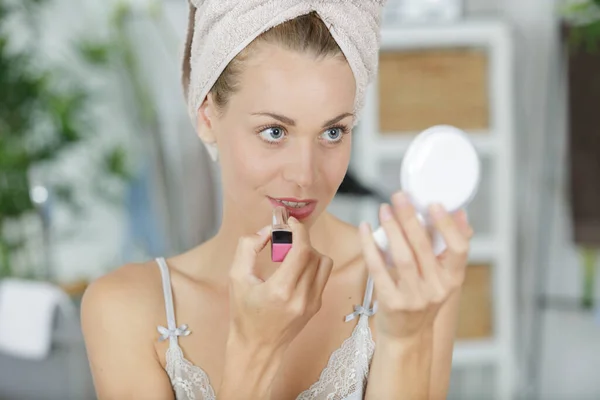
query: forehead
[{"left": 230, "top": 44, "right": 356, "bottom": 117}]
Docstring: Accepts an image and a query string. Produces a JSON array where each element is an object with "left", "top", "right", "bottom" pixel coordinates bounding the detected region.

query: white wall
[{"left": 464, "top": 0, "right": 502, "bottom": 15}]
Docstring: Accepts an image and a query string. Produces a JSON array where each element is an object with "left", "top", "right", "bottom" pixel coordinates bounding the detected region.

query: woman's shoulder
[
  {"left": 80, "top": 261, "right": 180, "bottom": 397},
  {"left": 81, "top": 260, "right": 166, "bottom": 335},
  {"left": 84, "top": 260, "right": 163, "bottom": 302}
]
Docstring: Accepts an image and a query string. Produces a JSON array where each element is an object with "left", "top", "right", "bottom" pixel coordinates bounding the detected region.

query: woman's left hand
[{"left": 359, "top": 191, "right": 474, "bottom": 341}]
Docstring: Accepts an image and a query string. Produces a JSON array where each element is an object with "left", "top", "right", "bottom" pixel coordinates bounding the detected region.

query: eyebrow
[{"left": 251, "top": 112, "right": 354, "bottom": 128}]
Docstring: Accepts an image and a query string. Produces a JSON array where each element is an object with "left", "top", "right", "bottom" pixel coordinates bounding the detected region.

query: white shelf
[
  {"left": 353, "top": 19, "right": 517, "bottom": 400},
  {"left": 380, "top": 19, "right": 511, "bottom": 51},
  {"left": 469, "top": 235, "right": 497, "bottom": 263},
  {"left": 372, "top": 131, "right": 498, "bottom": 159},
  {"left": 453, "top": 338, "right": 500, "bottom": 367}
]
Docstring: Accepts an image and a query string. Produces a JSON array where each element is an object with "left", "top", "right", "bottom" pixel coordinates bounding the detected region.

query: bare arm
[
  {"left": 429, "top": 289, "right": 462, "bottom": 399},
  {"left": 83, "top": 218, "right": 332, "bottom": 400},
  {"left": 366, "top": 327, "right": 434, "bottom": 399},
  {"left": 361, "top": 195, "right": 473, "bottom": 400},
  {"left": 365, "top": 288, "right": 462, "bottom": 399},
  {"left": 217, "top": 220, "right": 333, "bottom": 399},
  {"left": 81, "top": 264, "right": 290, "bottom": 400},
  {"left": 216, "top": 333, "right": 286, "bottom": 399},
  {"left": 81, "top": 267, "right": 174, "bottom": 400}
]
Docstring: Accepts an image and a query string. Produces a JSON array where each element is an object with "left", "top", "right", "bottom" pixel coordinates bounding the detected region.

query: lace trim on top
[
  {"left": 166, "top": 345, "right": 216, "bottom": 400},
  {"left": 296, "top": 316, "right": 375, "bottom": 400},
  {"left": 163, "top": 316, "right": 374, "bottom": 400},
  {"left": 155, "top": 257, "right": 377, "bottom": 400}
]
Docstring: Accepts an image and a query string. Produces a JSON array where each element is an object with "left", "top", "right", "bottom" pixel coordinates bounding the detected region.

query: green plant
[
  {"left": 579, "top": 248, "right": 597, "bottom": 309},
  {"left": 0, "top": 0, "right": 130, "bottom": 278},
  {"left": 561, "top": 0, "right": 600, "bottom": 53}
]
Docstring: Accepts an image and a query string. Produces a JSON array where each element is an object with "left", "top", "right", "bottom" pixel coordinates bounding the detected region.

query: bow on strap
[
  {"left": 344, "top": 301, "right": 378, "bottom": 323},
  {"left": 157, "top": 324, "right": 192, "bottom": 342}
]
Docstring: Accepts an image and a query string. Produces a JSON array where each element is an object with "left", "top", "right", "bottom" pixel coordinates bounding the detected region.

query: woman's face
[{"left": 206, "top": 43, "right": 356, "bottom": 230}]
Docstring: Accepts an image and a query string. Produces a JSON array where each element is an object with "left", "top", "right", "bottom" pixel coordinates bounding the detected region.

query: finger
[
  {"left": 378, "top": 203, "right": 420, "bottom": 291},
  {"left": 453, "top": 209, "right": 474, "bottom": 239},
  {"left": 392, "top": 192, "right": 442, "bottom": 286},
  {"left": 359, "top": 222, "right": 397, "bottom": 301},
  {"left": 429, "top": 204, "right": 470, "bottom": 270},
  {"left": 270, "top": 216, "right": 313, "bottom": 287},
  {"left": 312, "top": 255, "right": 334, "bottom": 298},
  {"left": 296, "top": 250, "right": 323, "bottom": 294},
  {"left": 230, "top": 226, "right": 272, "bottom": 282}
]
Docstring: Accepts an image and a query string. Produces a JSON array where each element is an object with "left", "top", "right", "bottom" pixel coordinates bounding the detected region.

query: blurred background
[{"left": 0, "top": 0, "right": 599, "bottom": 399}]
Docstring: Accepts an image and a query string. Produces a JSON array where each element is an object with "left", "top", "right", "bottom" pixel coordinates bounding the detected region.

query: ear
[{"left": 195, "top": 93, "right": 217, "bottom": 145}]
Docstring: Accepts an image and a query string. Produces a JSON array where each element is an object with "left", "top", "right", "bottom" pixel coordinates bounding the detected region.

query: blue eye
[
  {"left": 320, "top": 127, "right": 346, "bottom": 143},
  {"left": 259, "top": 127, "right": 286, "bottom": 143}
]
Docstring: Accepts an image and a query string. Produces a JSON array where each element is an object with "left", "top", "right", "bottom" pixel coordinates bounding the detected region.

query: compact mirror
[{"left": 372, "top": 125, "right": 481, "bottom": 255}]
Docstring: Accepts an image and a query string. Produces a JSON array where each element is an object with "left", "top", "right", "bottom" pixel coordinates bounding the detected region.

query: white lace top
[{"left": 155, "top": 257, "right": 377, "bottom": 400}]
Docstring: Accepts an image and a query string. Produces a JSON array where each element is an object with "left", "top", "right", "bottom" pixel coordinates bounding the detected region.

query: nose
[{"left": 282, "top": 140, "right": 317, "bottom": 188}]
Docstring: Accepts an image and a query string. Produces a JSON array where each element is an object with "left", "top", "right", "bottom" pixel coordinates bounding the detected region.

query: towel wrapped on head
[{"left": 184, "top": 0, "right": 387, "bottom": 134}]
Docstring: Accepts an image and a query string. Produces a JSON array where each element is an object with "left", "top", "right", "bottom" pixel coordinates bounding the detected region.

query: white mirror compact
[{"left": 372, "top": 125, "right": 481, "bottom": 256}]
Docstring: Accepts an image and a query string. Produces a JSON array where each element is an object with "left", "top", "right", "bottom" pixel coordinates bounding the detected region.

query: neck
[{"left": 203, "top": 201, "right": 343, "bottom": 282}]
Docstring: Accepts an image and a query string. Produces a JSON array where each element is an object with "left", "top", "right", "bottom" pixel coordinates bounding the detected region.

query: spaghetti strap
[
  {"left": 344, "top": 274, "right": 378, "bottom": 323},
  {"left": 155, "top": 257, "right": 191, "bottom": 347},
  {"left": 362, "top": 275, "right": 375, "bottom": 311}
]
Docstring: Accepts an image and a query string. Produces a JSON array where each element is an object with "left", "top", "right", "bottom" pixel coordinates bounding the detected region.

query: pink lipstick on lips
[
  {"left": 272, "top": 206, "right": 292, "bottom": 263},
  {"left": 268, "top": 197, "right": 317, "bottom": 220}
]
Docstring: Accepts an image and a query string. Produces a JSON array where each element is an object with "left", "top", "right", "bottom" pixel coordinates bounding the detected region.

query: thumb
[{"left": 230, "top": 226, "right": 272, "bottom": 281}]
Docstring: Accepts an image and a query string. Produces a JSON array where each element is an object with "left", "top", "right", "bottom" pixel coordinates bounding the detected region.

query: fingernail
[
  {"left": 288, "top": 216, "right": 299, "bottom": 224},
  {"left": 430, "top": 203, "right": 445, "bottom": 218},
  {"left": 359, "top": 221, "right": 371, "bottom": 236},
  {"left": 392, "top": 192, "right": 410, "bottom": 207},
  {"left": 380, "top": 203, "right": 394, "bottom": 222}
]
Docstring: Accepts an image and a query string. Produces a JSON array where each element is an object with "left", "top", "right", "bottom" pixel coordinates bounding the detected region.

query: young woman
[{"left": 81, "top": 2, "right": 473, "bottom": 399}]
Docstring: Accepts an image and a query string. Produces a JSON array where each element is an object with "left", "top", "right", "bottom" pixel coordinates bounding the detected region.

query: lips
[{"left": 268, "top": 197, "right": 317, "bottom": 220}]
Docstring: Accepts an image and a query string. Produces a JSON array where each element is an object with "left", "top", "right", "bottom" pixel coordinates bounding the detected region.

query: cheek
[
  {"left": 320, "top": 142, "right": 352, "bottom": 191},
  {"left": 222, "top": 132, "right": 276, "bottom": 191},
  {"left": 237, "top": 155, "right": 275, "bottom": 183}
]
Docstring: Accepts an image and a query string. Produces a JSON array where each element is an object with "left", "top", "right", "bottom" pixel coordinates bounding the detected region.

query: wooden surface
[
  {"left": 456, "top": 263, "right": 493, "bottom": 339},
  {"left": 58, "top": 279, "right": 89, "bottom": 298},
  {"left": 378, "top": 48, "right": 490, "bottom": 133}
]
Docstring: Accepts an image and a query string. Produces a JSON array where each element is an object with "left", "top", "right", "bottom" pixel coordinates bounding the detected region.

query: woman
[{"left": 81, "top": 1, "right": 473, "bottom": 399}]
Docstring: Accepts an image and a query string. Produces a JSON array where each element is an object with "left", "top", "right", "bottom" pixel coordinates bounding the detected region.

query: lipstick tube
[{"left": 271, "top": 206, "right": 292, "bottom": 262}]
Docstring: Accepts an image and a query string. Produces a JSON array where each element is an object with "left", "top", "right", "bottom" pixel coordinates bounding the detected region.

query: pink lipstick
[
  {"left": 268, "top": 197, "right": 317, "bottom": 220},
  {"left": 271, "top": 206, "right": 292, "bottom": 263}
]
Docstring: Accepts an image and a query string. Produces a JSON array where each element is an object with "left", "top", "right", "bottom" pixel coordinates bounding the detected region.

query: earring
[{"left": 204, "top": 142, "right": 218, "bottom": 162}]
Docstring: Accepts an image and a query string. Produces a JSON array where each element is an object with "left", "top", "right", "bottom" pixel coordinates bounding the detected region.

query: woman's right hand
[
  {"left": 217, "top": 216, "right": 333, "bottom": 398},
  {"left": 227, "top": 216, "right": 333, "bottom": 353}
]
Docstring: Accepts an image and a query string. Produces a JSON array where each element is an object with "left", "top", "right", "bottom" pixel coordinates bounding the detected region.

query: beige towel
[{"left": 186, "top": 0, "right": 387, "bottom": 129}]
